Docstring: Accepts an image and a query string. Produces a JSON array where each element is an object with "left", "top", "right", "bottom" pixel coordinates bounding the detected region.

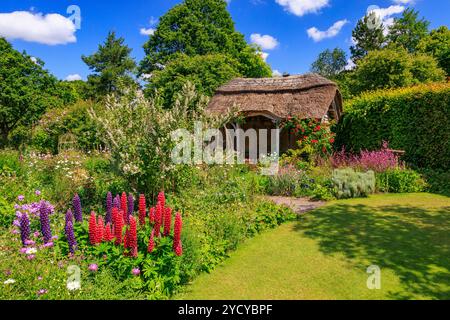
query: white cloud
[
  {"left": 367, "top": 5, "right": 405, "bottom": 35},
  {"left": 344, "top": 59, "right": 356, "bottom": 71},
  {"left": 370, "top": 5, "right": 405, "bottom": 21},
  {"left": 250, "top": 33, "right": 279, "bottom": 50},
  {"left": 140, "top": 28, "right": 155, "bottom": 36},
  {"left": 307, "top": 19, "right": 349, "bottom": 42},
  {"left": 65, "top": 74, "right": 82, "bottom": 81},
  {"left": 259, "top": 52, "right": 269, "bottom": 61},
  {"left": 275, "top": 0, "right": 329, "bottom": 17},
  {"left": 391, "top": 0, "right": 414, "bottom": 4},
  {"left": 0, "top": 11, "right": 76, "bottom": 45},
  {"left": 272, "top": 69, "right": 282, "bottom": 77}
]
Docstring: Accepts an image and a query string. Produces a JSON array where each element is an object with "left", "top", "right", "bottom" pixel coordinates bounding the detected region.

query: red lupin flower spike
[
  {"left": 149, "top": 207, "right": 156, "bottom": 224},
  {"left": 163, "top": 207, "right": 172, "bottom": 236},
  {"left": 138, "top": 194, "right": 146, "bottom": 226},
  {"left": 121, "top": 192, "right": 128, "bottom": 216},
  {"left": 114, "top": 210, "right": 124, "bottom": 245},
  {"left": 128, "top": 216, "right": 138, "bottom": 258},
  {"left": 174, "top": 242, "right": 183, "bottom": 256},
  {"left": 147, "top": 229, "right": 155, "bottom": 253},
  {"left": 104, "top": 223, "right": 114, "bottom": 241},
  {"left": 173, "top": 212, "right": 182, "bottom": 249},
  {"left": 97, "top": 216, "right": 104, "bottom": 243},
  {"left": 157, "top": 191, "right": 165, "bottom": 208},
  {"left": 89, "top": 212, "right": 97, "bottom": 245},
  {"left": 154, "top": 203, "right": 162, "bottom": 237}
]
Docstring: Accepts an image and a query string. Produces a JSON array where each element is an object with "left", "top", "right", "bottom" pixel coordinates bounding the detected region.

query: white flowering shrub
[{"left": 89, "top": 82, "right": 234, "bottom": 195}]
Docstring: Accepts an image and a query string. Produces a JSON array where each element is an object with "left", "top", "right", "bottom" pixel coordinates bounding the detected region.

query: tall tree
[
  {"left": 417, "top": 26, "right": 450, "bottom": 76},
  {"left": 146, "top": 53, "right": 240, "bottom": 109},
  {"left": 387, "top": 8, "right": 430, "bottom": 53},
  {"left": 310, "top": 48, "right": 347, "bottom": 79},
  {"left": 350, "top": 11, "right": 385, "bottom": 63},
  {"left": 139, "top": 0, "right": 271, "bottom": 78},
  {"left": 353, "top": 47, "right": 445, "bottom": 94},
  {"left": 82, "top": 31, "right": 136, "bottom": 97},
  {"left": 0, "top": 38, "right": 60, "bottom": 146}
]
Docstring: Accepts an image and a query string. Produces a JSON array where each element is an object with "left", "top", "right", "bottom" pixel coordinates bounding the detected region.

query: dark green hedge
[{"left": 335, "top": 83, "right": 450, "bottom": 170}]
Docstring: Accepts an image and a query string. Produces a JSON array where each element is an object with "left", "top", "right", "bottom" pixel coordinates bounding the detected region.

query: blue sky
[{"left": 0, "top": 0, "right": 448, "bottom": 80}]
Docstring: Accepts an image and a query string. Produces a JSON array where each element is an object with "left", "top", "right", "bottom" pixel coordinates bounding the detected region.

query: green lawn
[{"left": 177, "top": 193, "right": 450, "bottom": 300}]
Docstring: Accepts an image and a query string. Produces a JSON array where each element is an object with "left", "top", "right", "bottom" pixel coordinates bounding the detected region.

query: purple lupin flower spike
[
  {"left": 19, "top": 213, "right": 30, "bottom": 246},
  {"left": 65, "top": 209, "right": 73, "bottom": 226},
  {"left": 114, "top": 195, "right": 121, "bottom": 210},
  {"left": 128, "top": 193, "right": 134, "bottom": 215},
  {"left": 39, "top": 201, "right": 52, "bottom": 244},
  {"left": 106, "top": 192, "right": 113, "bottom": 224},
  {"left": 73, "top": 194, "right": 82, "bottom": 222},
  {"left": 113, "top": 197, "right": 120, "bottom": 209},
  {"left": 65, "top": 221, "right": 77, "bottom": 254}
]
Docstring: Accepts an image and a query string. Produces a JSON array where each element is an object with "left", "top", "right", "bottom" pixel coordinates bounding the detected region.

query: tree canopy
[
  {"left": 82, "top": 31, "right": 137, "bottom": 97},
  {"left": 417, "top": 26, "right": 450, "bottom": 76},
  {"left": 350, "top": 12, "right": 385, "bottom": 63},
  {"left": 353, "top": 47, "right": 445, "bottom": 94},
  {"left": 0, "top": 38, "right": 61, "bottom": 146},
  {"left": 139, "top": 0, "right": 271, "bottom": 78},
  {"left": 145, "top": 53, "right": 240, "bottom": 108},
  {"left": 387, "top": 8, "right": 430, "bottom": 53},
  {"left": 310, "top": 48, "right": 347, "bottom": 79}
]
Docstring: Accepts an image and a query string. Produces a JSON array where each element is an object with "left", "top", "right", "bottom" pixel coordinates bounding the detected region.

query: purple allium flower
[
  {"left": 18, "top": 195, "right": 25, "bottom": 202},
  {"left": 13, "top": 219, "right": 21, "bottom": 227},
  {"left": 65, "top": 221, "right": 77, "bottom": 254},
  {"left": 11, "top": 229, "right": 19, "bottom": 235},
  {"left": 73, "top": 194, "right": 83, "bottom": 222},
  {"left": 88, "top": 264, "right": 98, "bottom": 272},
  {"left": 131, "top": 268, "right": 140, "bottom": 276},
  {"left": 51, "top": 235, "right": 58, "bottom": 240},
  {"left": 106, "top": 192, "right": 113, "bottom": 224},
  {"left": 20, "top": 248, "right": 27, "bottom": 254},
  {"left": 128, "top": 194, "right": 134, "bottom": 215},
  {"left": 19, "top": 213, "right": 30, "bottom": 246},
  {"left": 35, "top": 190, "right": 41, "bottom": 196},
  {"left": 14, "top": 204, "right": 20, "bottom": 209},
  {"left": 39, "top": 201, "right": 52, "bottom": 243},
  {"left": 37, "top": 289, "right": 47, "bottom": 296},
  {"left": 37, "top": 276, "right": 43, "bottom": 281},
  {"left": 33, "top": 231, "right": 40, "bottom": 238},
  {"left": 27, "top": 254, "right": 36, "bottom": 260}
]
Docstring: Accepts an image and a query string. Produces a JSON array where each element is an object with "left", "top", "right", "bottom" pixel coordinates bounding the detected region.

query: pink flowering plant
[{"left": 331, "top": 142, "right": 403, "bottom": 173}]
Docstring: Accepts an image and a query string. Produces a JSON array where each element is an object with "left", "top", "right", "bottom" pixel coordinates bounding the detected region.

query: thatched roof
[{"left": 207, "top": 73, "right": 343, "bottom": 121}]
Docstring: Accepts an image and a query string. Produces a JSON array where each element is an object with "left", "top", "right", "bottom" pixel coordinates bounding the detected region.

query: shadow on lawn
[{"left": 295, "top": 203, "right": 450, "bottom": 300}]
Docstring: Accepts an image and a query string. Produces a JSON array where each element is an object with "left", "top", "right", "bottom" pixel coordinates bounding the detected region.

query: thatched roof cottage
[{"left": 206, "top": 73, "right": 343, "bottom": 155}]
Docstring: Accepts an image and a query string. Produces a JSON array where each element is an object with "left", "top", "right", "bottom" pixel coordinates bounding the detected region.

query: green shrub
[
  {"left": 332, "top": 168, "right": 375, "bottom": 199},
  {"left": 335, "top": 83, "right": 450, "bottom": 170},
  {"left": 376, "top": 168, "right": 427, "bottom": 193},
  {"left": 31, "top": 101, "right": 102, "bottom": 154},
  {"left": 0, "top": 149, "right": 22, "bottom": 177},
  {"left": 419, "top": 168, "right": 450, "bottom": 196}
]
